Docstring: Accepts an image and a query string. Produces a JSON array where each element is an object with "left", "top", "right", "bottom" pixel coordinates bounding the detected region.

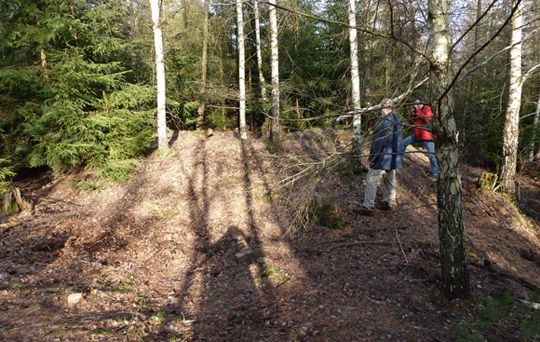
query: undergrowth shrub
[
  {"left": 276, "top": 129, "right": 352, "bottom": 234},
  {"left": 456, "top": 291, "right": 540, "bottom": 341},
  {"left": 0, "top": 0, "right": 155, "bottom": 184},
  {"left": 0, "top": 158, "right": 15, "bottom": 197}
]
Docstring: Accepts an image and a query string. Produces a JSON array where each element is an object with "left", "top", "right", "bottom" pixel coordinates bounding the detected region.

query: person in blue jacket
[{"left": 358, "top": 98, "right": 403, "bottom": 214}]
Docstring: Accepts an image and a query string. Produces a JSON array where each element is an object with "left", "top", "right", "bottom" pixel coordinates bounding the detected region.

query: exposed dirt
[{"left": 1, "top": 129, "right": 539, "bottom": 341}]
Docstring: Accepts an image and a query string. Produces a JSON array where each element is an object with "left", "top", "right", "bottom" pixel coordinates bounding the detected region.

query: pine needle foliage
[
  {"left": 0, "top": 0, "right": 155, "bottom": 182},
  {"left": 0, "top": 158, "right": 16, "bottom": 196}
]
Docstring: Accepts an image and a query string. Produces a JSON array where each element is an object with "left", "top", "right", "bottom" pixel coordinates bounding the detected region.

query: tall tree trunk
[
  {"left": 269, "top": 0, "right": 280, "bottom": 143},
  {"left": 219, "top": 44, "right": 226, "bottom": 130},
  {"left": 253, "top": 0, "right": 267, "bottom": 101},
  {"left": 181, "top": 0, "right": 188, "bottom": 30},
  {"left": 428, "top": 0, "right": 470, "bottom": 300},
  {"left": 500, "top": 0, "right": 523, "bottom": 195},
  {"left": 237, "top": 0, "right": 247, "bottom": 140},
  {"left": 349, "top": 0, "right": 362, "bottom": 163},
  {"left": 468, "top": 0, "right": 482, "bottom": 95},
  {"left": 151, "top": 0, "right": 168, "bottom": 155},
  {"left": 197, "top": 0, "right": 210, "bottom": 129},
  {"left": 296, "top": 96, "right": 300, "bottom": 120},
  {"left": 40, "top": 48, "right": 48, "bottom": 79},
  {"left": 529, "top": 94, "right": 540, "bottom": 162}
]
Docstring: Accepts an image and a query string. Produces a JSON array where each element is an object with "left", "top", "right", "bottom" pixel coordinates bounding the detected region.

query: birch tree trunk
[
  {"left": 237, "top": 0, "right": 247, "bottom": 140},
  {"left": 469, "top": 0, "right": 482, "bottom": 95},
  {"left": 529, "top": 94, "right": 540, "bottom": 162},
  {"left": 269, "top": 0, "right": 280, "bottom": 143},
  {"left": 197, "top": 0, "right": 210, "bottom": 129},
  {"left": 40, "top": 48, "right": 49, "bottom": 79},
  {"left": 150, "top": 0, "right": 168, "bottom": 155},
  {"left": 219, "top": 45, "right": 226, "bottom": 130},
  {"left": 254, "top": 0, "right": 267, "bottom": 101},
  {"left": 500, "top": 0, "right": 523, "bottom": 195},
  {"left": 348, "top": 0, "right": 362, "bottom": 163},
  {"left": 428, "top": 0, "right": 470, "bottom": 299}
]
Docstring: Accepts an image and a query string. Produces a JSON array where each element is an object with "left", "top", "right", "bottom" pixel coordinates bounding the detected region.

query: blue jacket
[{"left": 369, "top": 112, "right": 403, "bottom": 170}]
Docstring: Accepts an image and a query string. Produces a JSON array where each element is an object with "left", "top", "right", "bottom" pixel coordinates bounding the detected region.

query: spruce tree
[{"left": 0, "top": 0, "right": 155, "bottom": 182}]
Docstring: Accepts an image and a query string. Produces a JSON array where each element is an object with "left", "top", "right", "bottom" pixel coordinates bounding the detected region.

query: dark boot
[
  {"left": 354, "top": 205, "right": 376, "bottom": 216},
  {"left": 380, "top": 202, "right": 396, "bottom": 211}
]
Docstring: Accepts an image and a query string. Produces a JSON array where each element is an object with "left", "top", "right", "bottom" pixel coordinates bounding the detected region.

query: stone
[{"left": 67, "top": 293, "right": 84, "bottom": 306}]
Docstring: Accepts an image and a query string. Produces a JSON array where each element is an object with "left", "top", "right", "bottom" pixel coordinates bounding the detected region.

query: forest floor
[{"left": 1, "top": 129, "right": 540, "bottom": 342}]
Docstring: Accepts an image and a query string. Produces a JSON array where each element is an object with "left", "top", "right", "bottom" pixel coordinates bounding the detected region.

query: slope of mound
[{"left": 0, "top": 129, "right": 539, "bottom": 341}]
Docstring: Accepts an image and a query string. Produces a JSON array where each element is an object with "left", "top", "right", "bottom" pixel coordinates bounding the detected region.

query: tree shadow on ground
[
  {"left": 142, "top": 135, "right": 289, "bottom": 341},
  {"left": 1, "top": 130, "right": 539, "bottom": 341}
]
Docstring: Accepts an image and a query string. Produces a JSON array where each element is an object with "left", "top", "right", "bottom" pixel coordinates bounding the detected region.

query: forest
[{"left": 1, "top": 0, "right": 540, "bottom": 340}]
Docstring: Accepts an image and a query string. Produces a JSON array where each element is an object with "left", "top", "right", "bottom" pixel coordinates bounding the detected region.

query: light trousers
[{"left": 362, "top": 168, "right": 397, "bottom": 209}]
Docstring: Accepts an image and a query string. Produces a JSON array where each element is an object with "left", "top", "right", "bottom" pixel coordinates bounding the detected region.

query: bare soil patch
[{"left": 1, "top": 130, "right": 539, "bottom": 341}]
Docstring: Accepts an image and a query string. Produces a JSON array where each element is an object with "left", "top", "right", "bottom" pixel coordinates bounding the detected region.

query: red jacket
[{"left": 409, "top": 105, "right": 434, "bottom": 141}]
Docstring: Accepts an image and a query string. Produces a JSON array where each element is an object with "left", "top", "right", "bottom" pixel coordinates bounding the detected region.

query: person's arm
[
  {"left": 417, "top": 106, "right": 433, "bottom": 122},
  {"left": 409, "top": 108, "right": 417, "bottom": 125}
]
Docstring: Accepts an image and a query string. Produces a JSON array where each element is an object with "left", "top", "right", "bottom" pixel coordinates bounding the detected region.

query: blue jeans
[{"left": 403, "top": 135, "right": 438, "bottom": 177}]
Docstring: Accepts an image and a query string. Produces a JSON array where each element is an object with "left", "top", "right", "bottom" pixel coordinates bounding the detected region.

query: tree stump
[
  {"left": 478, "top": 172, "right": 498, "bottom": 190},
  {"left": 311, "top": 192, "right": 344, "bottom": 229},
  {"left": 2, "top": 187, "right": 29, "bottom": 214}
]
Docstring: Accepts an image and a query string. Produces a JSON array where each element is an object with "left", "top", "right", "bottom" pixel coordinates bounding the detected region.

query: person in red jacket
[{"left": 402, "top": 98, "right": 438, "bottom": 178}]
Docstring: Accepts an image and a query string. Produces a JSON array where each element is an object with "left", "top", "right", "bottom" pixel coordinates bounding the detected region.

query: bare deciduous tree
[
  {"left": 500, "top": 0, "right": 523, "bottom": 195},
  {"left": 254, "top": 0, "right": 267, "bottom": 101},
  {"left": 269, "top": 0, "right": 280, "bottom": 143},
  {"left": 428, "top": 0, "right": 470, "bottom": 299},
  {"left": 197, "top": 0, "right": 210, "bottom": 128},
  {"left": 349, "top": 0, "right": 362, "bottom": 163},
  {"left": 237, "top": 0, "right": 247, "bottom": 140},
  {"left": 530, "top": 95, "right": 540, "bottom": 162},
  {"left": 269, "top": 0, "right": 280, "bottom": 142},
  {"left": 151, "top": 0, "right": 169, "bottom": 155}
]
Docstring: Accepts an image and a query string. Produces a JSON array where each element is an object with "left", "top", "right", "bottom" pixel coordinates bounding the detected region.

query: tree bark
[
  {"left": 150, "top": 0, "right": 168, "bottom": 155},
  {"left": 254, "top": 0, "right": 267, "bottom": 101},
  {"left": 468, "top": 0, "right": 482, "bottom": 95},
  {"left": 197, "top": 0, "right": 210, "bottom": 129},
  {"left": 40, "top": 48, "right": 49, "bottom": 79},
  {"left": 500, "top": 0, "right": 523, "bottom": 195},
  {"left": 349, "top": 0, "right": 362, "bottom": 163},
  {"left": 237, "top": 0, "right": 247, "bottom": 140},
  {"left": 428, "top": 0, "right": 470, "bottom": 300},
  {"left": 269, "top": 0, "right": 280, "bottom": 143},
  {"left": 530, "top": 94, "right": 540, "bottom": 162},
  {"left": 218, "top": 43, "right": 226, "bottom": 130}
]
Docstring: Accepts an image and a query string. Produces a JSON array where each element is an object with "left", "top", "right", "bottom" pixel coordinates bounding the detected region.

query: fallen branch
[
  {"left": 471, "top": 260, "right": 539, "bottom": 291},
  {"left": 395, "top": 228, "right": 409, "bottom": 263},
  {"left": 521, "top": 300, "right": 540, "bottom": 310},
  {"left": 328, "top": 241, "right": 395, "bottom": 251}
]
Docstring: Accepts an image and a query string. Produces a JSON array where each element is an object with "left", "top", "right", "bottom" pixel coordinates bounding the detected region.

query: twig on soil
[
  {"left": 310, "top": 228, "right": 409, "bottom": 247},
  {"left": 470, "top": 260, "right": 539, "bottom": 291},
  {"left": 521, "top": 300, "right": 540, "bottom": 310},
  {"left": 392, "top": 203, "right": 437, "bottom": 213},
  {"left": 327, "top": 240, "right": 395, "bottom": 251},
  {"left": 93, "top": 289, "right": 122, "bottom": 301},
  {"left": 395, "top": 228, "right": 409, "bottom": 263},
  {"left": 41, "top": 197, "right": 83, "bottom": 207}
]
